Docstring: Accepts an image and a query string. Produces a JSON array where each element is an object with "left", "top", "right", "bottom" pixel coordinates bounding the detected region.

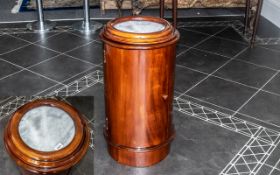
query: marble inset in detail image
[{"left": 19, "top": 106, "right": 76, "bottom": 152}]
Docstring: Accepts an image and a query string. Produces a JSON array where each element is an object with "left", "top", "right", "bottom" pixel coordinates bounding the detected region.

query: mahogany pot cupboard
[
  {"left": 4, "top": 99, "right": 90, "bottom": 175},
  {"left": 100, "top": 16, "right": 180, "bottom": 167}
]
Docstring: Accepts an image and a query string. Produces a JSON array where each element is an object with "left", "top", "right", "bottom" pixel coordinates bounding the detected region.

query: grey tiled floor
[{"left": 0, "top": 17, "right": 280, "bottom": 175}]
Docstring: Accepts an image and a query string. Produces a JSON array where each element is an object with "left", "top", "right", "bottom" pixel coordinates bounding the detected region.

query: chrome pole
[
  {"left": 27, "top": 0, "right": 56, "bottom": 32},
  {"left": 37, "top": 0, "right": 44, "bottom": 23},
  {"left": 72, "top": 0, "right": 102, "bottom": 33}
]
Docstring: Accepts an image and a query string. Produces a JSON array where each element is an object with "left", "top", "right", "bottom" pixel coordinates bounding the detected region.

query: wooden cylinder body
[
  {"left": 100, "top": 16, "right": 179, "bottom": 167},
  {"left": 4, "top": 99, "right": 90, "bottom": 175}
]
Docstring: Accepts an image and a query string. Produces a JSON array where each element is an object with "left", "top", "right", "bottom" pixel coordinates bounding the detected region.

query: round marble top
[
  {"left": 114, "top": 20, "right": 165, "bottom": 33},
  {"left": 18, "top": 106, "right": 75, "bottom": 152}
]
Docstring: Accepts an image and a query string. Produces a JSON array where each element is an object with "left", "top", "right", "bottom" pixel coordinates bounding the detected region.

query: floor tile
[
  {"left": 76, "top": 83, "right": 105, "bottom": 127},
  {"left": 0, "top": 60, "right": 21, "bottom": 79},
  {"left": 10, "top": 32, "right": 58, "bottom": 43},
  {"left": 181, "top": 26, "right": 225, "bottom": 35},
  {"left": 0, "top": 70, "right": 56, "bottom": 96},
  {"left": 261, "top": 45, "right": 280, "bottom": 52},
  {"left": 1, "top": 44, "right": 59, "bottom": 68},
  {"left": 239, "top": 91, "right": 280, "bottom": 127},
  {"left": 174, "top": 65, "right": 207, "bottom": 93},
  {"left": 187, "top": 76, "right": 257, "bottom": 111},
  {"left": 30, "top": 55, "right": 95, "bottom": 82},
  {"left": 66, "top": 41, "right": 103, "bottom": 65},
  {"left": 36, "top": 32, "right": 90, "bottom": 52},
  {"left": 65, "top": 96, "right": 95, "bottom": 122},
  {"left": 70, "top": 29, "right": 102, "bottom": 42},
  {"left": 176, "top": 48, "right": 229, "bottom": 73},
  {"left": 237, "top": 46, "right": 280, "bottom": 70},
  {"left": 264, "top": 73, "right": 280, "bottom": 95},
  {"left": 215, "top": 27, "right": 247, "bottom": 43},
  {"left": 214, "top": 59, "right": 276, "bottom": 88},
  {"left": 178, "top": 28, "right": 209, "bottom": 47},
  {"left": 0, "top": 35, "right": 29, "bottom": 54},
  {"left": 176, "top": 44, "right": 189, "bottom": 56},
  {"left": 195, "top": 36, "right": 248, "bottom": 58}
]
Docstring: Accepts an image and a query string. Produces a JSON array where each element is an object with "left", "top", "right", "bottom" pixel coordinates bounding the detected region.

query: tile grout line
[
  {"left": 177, "top": 46, "right": 249, "bottom": 99},
  {"left": 9, "top": 32, "right": 101, "bottom": 67},
  {"left": 0, "top": 58, "right": 66, "bottom": 85},
  {"left": 25, "top": 40, "right": 98, "bottom": 69},
  {"left": 180, "top": 27, "right": 248, "bottom": 45},
  {"left": 176, "top": 26, "right": 229, "bottom": 58},
  {"left": 0, "top": 69, "right": 25, "bottom": 81},
  {"left": 0, "top": 36, "right": 101, "bottom": 83},
  {"left": 176, "top": 64, "right": 262, "bottom": 91},
  {"left": 0, "top": 70, "right": 103, "bottom": 121},
  {"left": 0, "top": 43, "right": 32, "bottom": 56},
  {"left": 178, "top": 40, "right": 279, "bottom": 72},
  {"left": 0, "top": 32, "right": 61, "bottom": 57},
  {"left": 0, "top": 32, "right": 62, "bottom": 56},
  {"left": 232, "top": 71, "right": 280, "bottom": 117},
  {"left": 0, "top": 39, "right": 98, "bottom": 82},
  {"left": 32, "top": 67, "right": 101, "bottom": 96},
  {"left": 258, "top": 45, "right": 280, "bottom": 53},
  {"left": 175, "top": 63, "right": 280, "bottom": 98},
  {"left": 186, "top": 45, "right": 279, "bottom": 72}
]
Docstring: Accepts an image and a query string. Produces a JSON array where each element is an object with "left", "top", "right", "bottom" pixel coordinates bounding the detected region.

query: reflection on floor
[{"left": 0, "top": 17, "right": 280, "bottom": 175}]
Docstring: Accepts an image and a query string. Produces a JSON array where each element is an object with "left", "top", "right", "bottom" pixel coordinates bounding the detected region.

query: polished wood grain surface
[
  {"left": 100, "top": 16, "right": 179, "bottom": 167},
  {"left": 4, "top": 99, "right": 90, "bottom": 175}
]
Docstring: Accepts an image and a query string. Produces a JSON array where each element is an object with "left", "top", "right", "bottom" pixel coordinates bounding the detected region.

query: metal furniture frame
[
  {"left": 26, "top": 0, "right": 56, "bottom": 32},
  {"left": 159, "top": 0, "right": 264, "bottom": 47},
  {"left": 72, "top": 0, "right": 103, "bottom": 33}
]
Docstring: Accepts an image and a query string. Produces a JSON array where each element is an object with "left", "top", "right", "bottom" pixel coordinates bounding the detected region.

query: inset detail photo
[{"left": 0, "top": 96, "right": 94, "bottom": 175}]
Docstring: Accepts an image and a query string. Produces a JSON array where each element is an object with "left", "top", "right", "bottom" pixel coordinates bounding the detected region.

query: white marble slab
[
  {"left": 114, "top": 20, "right": 165, "bottom": 33},
  {"left": 18, "top": 106, "right": 75, "bottom": 152}
]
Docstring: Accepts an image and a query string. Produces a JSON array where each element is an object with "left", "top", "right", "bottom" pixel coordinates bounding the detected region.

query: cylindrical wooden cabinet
[
  {"left": 4, "top": 99, "right": 90, "bottom": 175},
  {"left": 100, "top": 16, "right": 180, "bottom": 167}
]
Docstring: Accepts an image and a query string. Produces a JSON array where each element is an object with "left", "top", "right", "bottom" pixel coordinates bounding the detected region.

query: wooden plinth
[{"left": 100, "top": 16, "right": 179, "bottom": 167}]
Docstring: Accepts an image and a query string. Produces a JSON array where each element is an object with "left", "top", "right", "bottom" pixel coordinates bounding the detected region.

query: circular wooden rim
[
  {"left": 4, "top": 99, "right": 90, "bottom": 173},
  {"left": 100, "top": 16, "right": 179, "bottom": 45}
]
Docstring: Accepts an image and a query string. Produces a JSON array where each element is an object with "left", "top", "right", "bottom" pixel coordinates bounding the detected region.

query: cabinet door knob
[{"left": 162, "top": 94, "right": 168, "bottom": 100}]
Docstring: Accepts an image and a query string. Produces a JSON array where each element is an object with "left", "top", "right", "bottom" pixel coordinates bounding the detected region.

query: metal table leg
[
  {"left": 160, "top": 0, "right": 164, "bottom": 18},
  {"left": 244, "top": 0, "right": 251, "bottom": 34},
  {"left": 160, "top": 0, "right": 177, "bottom": 28},
  {"left": 250, "top": 0, "right": 264, "bottom": 47},
  {"left": 172, "top": 0, "right": 177, "bottom": 28},
  {"left": 26, "top": 0, "right": 55, "bottom": 32},
  {"left": 72, "top": 0, "right": 102, "bottom": 33}
]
